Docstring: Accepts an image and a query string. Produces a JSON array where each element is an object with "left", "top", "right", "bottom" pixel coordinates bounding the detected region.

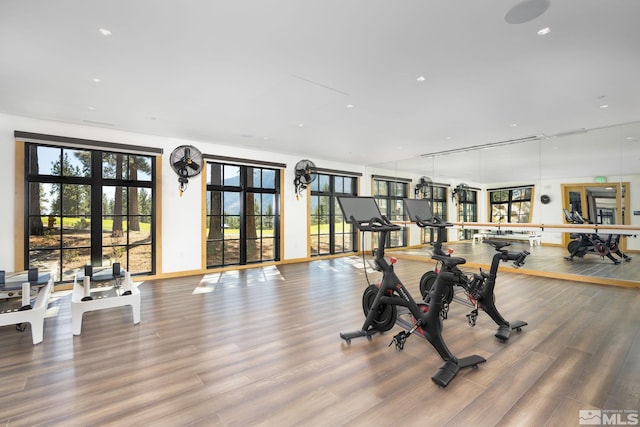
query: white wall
[{"left": 0, "top": 113, "right": 364, "bottom": 274}]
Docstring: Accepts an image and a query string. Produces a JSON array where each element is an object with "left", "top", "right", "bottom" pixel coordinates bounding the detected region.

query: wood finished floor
[{"left": 1, "top": 256, "right": 639, "bottom": 426}]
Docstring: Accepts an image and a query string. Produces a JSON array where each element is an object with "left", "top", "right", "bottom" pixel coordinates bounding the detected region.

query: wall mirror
[{"left": 366, "top": 121, "right": 640, "bottom": 286}]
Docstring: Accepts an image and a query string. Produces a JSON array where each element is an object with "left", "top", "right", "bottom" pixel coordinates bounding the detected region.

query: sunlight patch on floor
[
  {"left": 341, "top": 255, "right": 377, "bottom": 273},
  {"left": 194, "top": 266, "right": 284, "bottom": 294}
]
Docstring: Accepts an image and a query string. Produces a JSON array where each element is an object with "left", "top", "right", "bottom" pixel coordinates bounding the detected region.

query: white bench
[
  {"left": 472, "top": 233, "right": 486, "bottom": 243},
  {"left": 485, "top": 232, "right": 542, "bottom": 246},
  {"left": 528, "top": 233, "right": 542, "bottom": 246},
  {"left": 0, "top": 277, "right": 54, "bottom": 345},
  {"left": 71, "top": 272, "right": 141, "bottom": 335}
]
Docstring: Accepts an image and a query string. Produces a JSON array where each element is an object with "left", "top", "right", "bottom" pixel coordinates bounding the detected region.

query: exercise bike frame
[
  {"left": 339, "top": 215, "right": 485, "bottom": 388},
  {"left": 411, "top": 213, "right": 529, "bottom": 341},
  {"left": 425, "top": 241, "right": 529, "bottom": 340}
]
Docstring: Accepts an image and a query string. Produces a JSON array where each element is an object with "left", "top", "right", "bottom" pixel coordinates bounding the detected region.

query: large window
[
  {"left": 373, "top": 177, "right": 408, "bottom": 248},
  {"left": 310, "top": 173, "right": 357, "bottom": 256},
  {"left": 456, "top": 188, "right": 478, "bottom": 240},
  {"left": 489, "top": 186, "right": 533, "bottom": 223},
  {"left": 206, "top": 162, "right": 280, "bottom": 267},
  {"left": 25, "top": 142, "right": 156, "bottom": 281}
]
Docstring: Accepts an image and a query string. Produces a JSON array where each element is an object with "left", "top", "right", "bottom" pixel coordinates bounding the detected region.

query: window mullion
[
  {"left": 333, "top": 177, "right": 340, "bottom": 253},
  {"left": 239, "top": 168, "right": 247, "bottom": 265},
  {"left": 90, "top": 151, "right": 103, "bottom": 267}
]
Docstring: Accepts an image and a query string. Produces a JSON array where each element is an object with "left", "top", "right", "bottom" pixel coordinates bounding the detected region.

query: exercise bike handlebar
[
  {"left": 498, "top": 248, "right": 530, "bottom": 268},
  {"left": 349, "top": 215, "right": 402, "bottom": 232},
  {"left": 413, "top": 214, "right": 452, "bottom": 229},
  {"left": 346, "top": 215, "right": 402, "bottom": 270},
  {"left": 510, "top": 250, "right": 530, "bottom": 268},
  {"left": 483, "top": 239, "right": 529, "bottom": 267}
]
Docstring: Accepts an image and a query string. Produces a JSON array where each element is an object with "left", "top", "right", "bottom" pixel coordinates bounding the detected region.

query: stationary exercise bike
[
  {"left": 337, "top": 196, "right": 486, "bottom": 388},
  {"left": 563, "top": 209, "right": 631, "bottom": 264},
  {"left": 403, "top": 198, "right": 529, "bottom": 343}
]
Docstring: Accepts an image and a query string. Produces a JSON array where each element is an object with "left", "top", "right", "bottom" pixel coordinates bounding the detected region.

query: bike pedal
[{"left": 466, "top": 313, "right": 477, "bottom": 327}]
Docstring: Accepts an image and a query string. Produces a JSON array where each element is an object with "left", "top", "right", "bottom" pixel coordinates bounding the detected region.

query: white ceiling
[{"left": 1, "top": 0, "right": 639, "bottom": 175}]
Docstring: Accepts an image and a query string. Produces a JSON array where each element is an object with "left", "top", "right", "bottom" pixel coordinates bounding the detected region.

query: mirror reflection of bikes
[{"left": 563, "top": 210, "right": 632, "bottom": 265}]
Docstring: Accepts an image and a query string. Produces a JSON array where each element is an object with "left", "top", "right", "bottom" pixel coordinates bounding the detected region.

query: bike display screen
[
  {"left": 337, "top": 196, "right": 383, "bottom": 224},
  {"left": 403, "top": 198, "right": 434, "bottom": 222}
]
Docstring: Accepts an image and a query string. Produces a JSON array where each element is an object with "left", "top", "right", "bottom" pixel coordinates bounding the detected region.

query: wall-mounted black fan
[
  {"left": 452, "top": 183, "right": 469, "bottom": 204},
  {"left": 294, "top": 159, "right": 317, "bottom": 199},
  {"left": 170, "top": 145, "right": 203, "bottom": 196},
  {"left": 415, "top": 176, "right": 432, "bottom": 198}
]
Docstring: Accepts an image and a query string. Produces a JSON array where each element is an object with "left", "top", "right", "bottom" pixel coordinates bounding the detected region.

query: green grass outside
[
  {"left": 46, "top": 217, "right": 345, "bottom": 235},
  {"left": 42, "top": 216, "right": 151, "bottom": 232}
]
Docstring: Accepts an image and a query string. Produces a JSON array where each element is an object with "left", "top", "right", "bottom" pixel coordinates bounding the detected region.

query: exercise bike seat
[
  {"left": 484, "top": 240, "right": 510, "bottom": 250},
  {"left": 432, "top": 254, "right": 466, "bottom": 268}
]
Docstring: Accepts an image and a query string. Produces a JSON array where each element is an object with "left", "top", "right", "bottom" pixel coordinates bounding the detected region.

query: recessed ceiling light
[
  {"left": 445, "top": 136, "right": 452, "bottom": 140},
  {"left": 92, "top": 78, "right": 101, "bottom": 83},
  {"left": 511, "top": 123, "right": 517, "bottom": 127},
  {"left": 599, "top": 104, "right": 609, "bottom": 109},
  {"left": 87, "top": 106, "right": 96, "bottom": 110},
  {"left": 98, "top": 28, "right": 112, "bottom": 36},
  {"left": 416, "top": 76, "right": 426, "bottom": 82},
  {"left": 537, "top": 27, "right": 551, "bottom": 36},
  {"left": 346, "top": 104, "right": 354, "bottom": 109},
  {"left": 297, "top": 123, "right": 304, "bottom": 127},
  {"left": 263, "top": 137, "right": 270, "bottom": 141}
]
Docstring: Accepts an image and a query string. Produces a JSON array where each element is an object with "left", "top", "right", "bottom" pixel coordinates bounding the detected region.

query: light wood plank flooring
[{"left": 1, "top": 257, "right": 639, "bottom": 426}]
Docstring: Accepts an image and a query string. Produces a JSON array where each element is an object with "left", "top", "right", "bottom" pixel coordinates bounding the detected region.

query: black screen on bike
[
  {"left": 337, "top": 196, "right": 383, "bottom": 225},
  {"left": 403, "top": 198, "right": 434, "bottom": 222}
]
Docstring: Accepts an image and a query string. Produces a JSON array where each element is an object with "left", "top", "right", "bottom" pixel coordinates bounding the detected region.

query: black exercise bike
[
  {"left": 404, "top": 198, "right": 529, "bottom": 343},
  {"left": 337, "top": 196, "right": 485, "bottom": 388}
]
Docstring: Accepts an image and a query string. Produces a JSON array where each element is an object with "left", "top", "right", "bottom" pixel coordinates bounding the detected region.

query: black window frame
[
  {"left": 419, "top": 184, "right": 449, "bottom": 244},
  {"left": 489, "top": 186, "right": 533, "bottom": 224},
  {"left": 373, "top": 177, "right": 409, "bottom": 248},
  {"left": 205, "top": 161, "right": 281, "bottom": 268},
  {"left": 456, "top": 188, "right": 478, "bottom": 240},
  {"left": 310, "top": 173, "right": 358, "bottom": 256},
  {"left": 24, "top": 141, "right": 157, "bottom": 281}
]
